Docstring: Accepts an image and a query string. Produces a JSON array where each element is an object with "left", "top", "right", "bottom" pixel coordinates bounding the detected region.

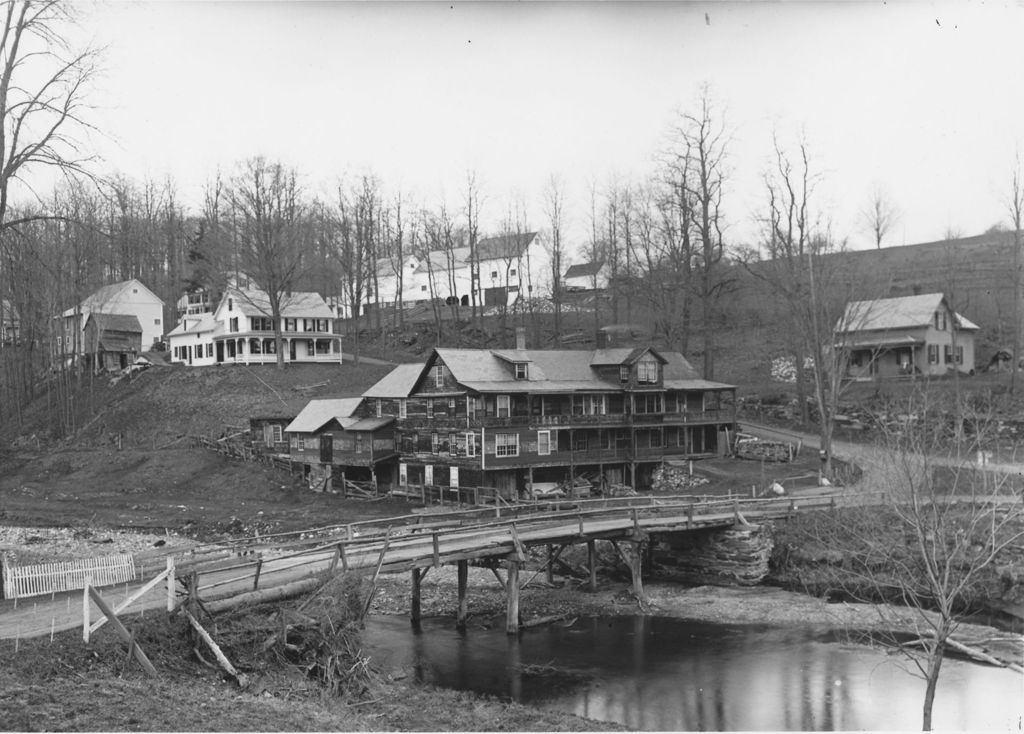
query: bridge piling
[
  {"left": 587, "top": 540, "right": 597, "bottom": 592},
  {"left": 456, "top": 560, "right": 468, "bottom": 629},
  {"left": 506, "top": 560, "right": 520, "bottom": 634},
  {"left": 410, "top": 568, "right": 421, "bottom": 624}
]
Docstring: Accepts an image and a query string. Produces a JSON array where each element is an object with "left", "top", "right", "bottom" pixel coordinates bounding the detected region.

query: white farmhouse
[{"left": 168, "top": 285, "right": 343, "bottom": 366}]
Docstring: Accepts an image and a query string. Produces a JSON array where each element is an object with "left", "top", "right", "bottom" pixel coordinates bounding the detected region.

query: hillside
[{"left": 1, "top": 359, "right": 396, "bottom": 450}]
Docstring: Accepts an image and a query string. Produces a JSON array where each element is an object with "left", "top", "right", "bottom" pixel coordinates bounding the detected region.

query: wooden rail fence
[{"left": 3, "top": 554, "right": 136, "bottom": 600}]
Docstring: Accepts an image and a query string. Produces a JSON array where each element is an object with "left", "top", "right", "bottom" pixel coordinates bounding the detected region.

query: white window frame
[
  {"left": 376, "top": 399, "right": 382, "bottom": 417},
  {"left": 465, "top": 432, "right": 477, "bottom": 457},
  {"left": 495, "top": 433, "right": 519, "bottom": 457},
  {"left": 434, "top": 364, "right": 444, "bottom": 387},
  {"left": 497, "top": 394, "right": 511, "bottom": 418},
  {"left": 271, "top": 424, "right": 283, "bottom": 444},
  {"left": 637, "top": 358, "right": 658, "bottom": 384},
  {"left": 514, "top": 363, "right": 528, "bottom": 380},
  {"left": 399, "top": 398, "right": 407, "bottom": 419},
  {"left": 537, "top": 430, "right": 551, "bottom": 456}
]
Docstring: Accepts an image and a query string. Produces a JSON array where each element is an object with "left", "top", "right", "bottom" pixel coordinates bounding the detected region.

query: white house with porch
[{"left": 167, "top": 286, "right": 342, "bottom": 366}]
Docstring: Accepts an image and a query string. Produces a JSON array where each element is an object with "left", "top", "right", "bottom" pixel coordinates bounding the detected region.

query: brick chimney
[{"left": 515, "top": 326, "right": 526, "bottom": 350}]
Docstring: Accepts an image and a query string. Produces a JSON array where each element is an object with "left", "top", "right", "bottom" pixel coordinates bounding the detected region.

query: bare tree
[
  {"left": 0, "top": 0, "right": 99, "bottom": 233},
  {"left": 543, "top": 174, "right": 566, "bottom": 339},
  {"left": 742, "top": 133, "right": 856, "bottom": 476},
  {"left": 669, "top": 89, "right": 731, "bottom": 379},
  {"left": 861, "top": 186, "right": 900, "bottom": 249},
  {"left": 790, "top": 390, "right": 1024, "bottom": 730},
  {"left": 1007, "top": 157, "right": 1023, "bottom": 396},
  {"left": 225, "top": 157, "right": 309, "bottom": 369},
  {"left": 463, "top": 171, "right": 483, "bottom": 327}
]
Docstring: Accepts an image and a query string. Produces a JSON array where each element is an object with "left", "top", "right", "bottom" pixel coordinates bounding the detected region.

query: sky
[{"left": 50, "top": 0, "right": 1024, "bottom": 256}]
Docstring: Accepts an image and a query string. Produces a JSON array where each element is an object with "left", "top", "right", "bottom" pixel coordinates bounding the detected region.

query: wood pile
[
  {"left": 735, "top": 437, "right": 793, "bottom": 462},
  {"left": 651, "top": 464, "right": 710, "bottom": 492}
]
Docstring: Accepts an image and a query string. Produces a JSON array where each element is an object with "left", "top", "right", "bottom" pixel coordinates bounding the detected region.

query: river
[{"left": 363, "top": 615, "right": 1023, "bottom": 731}]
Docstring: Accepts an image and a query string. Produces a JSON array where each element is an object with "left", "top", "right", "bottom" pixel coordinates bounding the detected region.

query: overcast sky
[{"left": 64, "top": 1, "right": 1024, "bottom": 256}]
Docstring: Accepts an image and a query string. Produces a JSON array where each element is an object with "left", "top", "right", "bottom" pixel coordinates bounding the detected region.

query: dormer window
[
  {"left": 434, "top": 364, "right": 444, "bottom": 387},
  {"left": 514, "top": 362, "right": 528, "bottom": 379},
  {"left": 637, "top": 358, "right": 658, "bottom": 384},
  {"left": 619, "top": 365, "right": 630, "bottom": 383}
]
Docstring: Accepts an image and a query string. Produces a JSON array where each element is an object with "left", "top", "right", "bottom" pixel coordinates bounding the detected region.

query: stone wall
[{"left": 651, "top": 524, "right": 773, "bottom": 586}]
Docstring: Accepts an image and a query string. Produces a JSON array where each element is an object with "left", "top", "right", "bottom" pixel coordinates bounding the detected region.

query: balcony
[{"left": 397, "top": 409, "right": 734, "bottom": 431}]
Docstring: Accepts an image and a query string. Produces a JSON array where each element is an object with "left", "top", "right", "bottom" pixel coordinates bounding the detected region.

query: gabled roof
[
  {"left": 226, "top": 287, "right": 335, "bottom": 319},
  {"left": 61, "top": 279, "right": 165, "bottom": 317},
  {"left": 413, "top": 247, "right": 471, "bottom": 275},
  {"left": 477, "top": 232, "right": 537, "bottom": 261},
  {"left": 421, "top": 346, "right": 725, "bottom": 393},
  {"left": 167, "top": 313, "right": 217, "bottom": 337},
  {"left": 836, "top": 293, "right": 980, "bottom": 333},
  {"left": 362, "top": 363, "right": 423, "bottom": 398},
  {"left": 285, "top": 398, "right": 364, "bottom": 434},
  {"left": 84, "top": 313, "right": 142, "bottom": 333},
  {"left": 564, "top": 261, "right": 605, "bottom": 279},
  {"left": 590, "top": 347, "right": 667, "bottom": 367}
]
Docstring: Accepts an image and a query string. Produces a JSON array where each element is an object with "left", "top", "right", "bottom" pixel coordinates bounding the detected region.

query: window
[
  {"left": 376, "top": 399, "right": 382, "bottom": 418},
  {"left": 421, "top": 285, "right": 427, "bottom": 292},
  {"left": 619, "top": 365, "right": 630, "bottom": 383},
  {"left": 229, "top": 317, "right": 239, "bottom": 333},
  {"left": 399, "top": 399, "right": 407, "bottom": 419},
  {"left": 448, "top": 397, "right": 456, "bottom": 409},
  {"left": 637, "top": 358, "right": 658, "bottom": 383},
  {"left": 944, "top": 344, "right": 953, "bottom": 364},
  {"left": 284, "top": 318, "right": 297, "bottom": 332},
  {"left": 431, "top": 433, "right": 439, "bottom": 454},
  {"left": 206, "top": 343, "right": 213, "bottom": 358},
  {"left": 154, "top": 318, "right": 161, "bottom": 325},
  {"left": 434, "top": 364, "right": 444, "bottom": 387},
  {"left": 290, "top": 436, "right": 302, "bottom": 451},
  {"left": 490, "top": 270, "right": 498, "bottom": 279},
  {"left": 465, "top": 432, "right": 477, "bottom": 457},
  {"left": 303, "top": 437, "right": 317, "bottom": 451},
  {"left": 271, "top": 425, "right": 283, "bottom": 443},
  {"left": 537, "top": 430, "right": 551, "bottom": 456},
  {"left": 928, "top": 344, "right": 939, "bottom": 364},
  {"left": 497, "top": 395, "right": 510, "bottom": 418},
  {"left": 956, "top": 346, "right": 964, "bottom": 364},
  {"left": 495, "top": 433, "right": 519, "bottom": 457},
  {"left": 572, "top": 433, "right": 589, "bottom": 451},
  {"left": 448, "top": 433, "right": 457, "bottom": 454},
  {"left": 510, "top": 268, "right": 517, "bottom": 277},
  {"left": 426, "top": 400, "right": 434, "bottom": 418},
  {"left": 514, "top": 363, "right": 528, "bottom": 379},
  {"left": 228, "top": 298, "right": 233, "bottom": 311}
]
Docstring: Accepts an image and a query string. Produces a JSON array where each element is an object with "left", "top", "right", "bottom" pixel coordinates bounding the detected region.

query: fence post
[
  {"left": 82, "top": 577, "right": 92, "bottom": 642},
  {"left": 166, "top": 557, "right": 175, "bottom": 612}
]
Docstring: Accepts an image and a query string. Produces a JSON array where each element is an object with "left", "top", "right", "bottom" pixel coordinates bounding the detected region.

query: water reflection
[{"left": 363, "top": 615, "right": 1023, "bottom": 731}]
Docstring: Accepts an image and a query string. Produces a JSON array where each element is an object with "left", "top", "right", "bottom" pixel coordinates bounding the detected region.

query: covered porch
[{"left": 214, "top": 335, "right": 343, "bottom": 364}]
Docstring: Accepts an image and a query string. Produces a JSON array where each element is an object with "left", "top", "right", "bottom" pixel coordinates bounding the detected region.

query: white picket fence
[{"left": 2, "top": 554, "right": 137, "bottom": 600}]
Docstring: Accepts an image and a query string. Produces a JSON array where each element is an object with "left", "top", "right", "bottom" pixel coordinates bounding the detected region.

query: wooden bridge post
[
  {"left": 545, "top": 545, "right": 554, "bottom": 584},
  {"left": 456, "top": 560, "right": 469, "bottom": 629},
  {"left": 587, "top": 539, "right": 597, "bottom": 592},
  {"left": 628, "top": 541, "right": 644, "bottom": 600},
  {"left": 410, "top": 568, "right": 422, "bottom": 624},
  {"left": 506, "top": 560, "right": 520, "bottom": 635}
]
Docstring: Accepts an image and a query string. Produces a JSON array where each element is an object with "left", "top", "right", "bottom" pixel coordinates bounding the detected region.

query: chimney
[
  {"left": 515, "top": 326, "right": 526, "bottom": 351},
  {"left": 596, "top": 330, "right": 608, "bottom": 349}
]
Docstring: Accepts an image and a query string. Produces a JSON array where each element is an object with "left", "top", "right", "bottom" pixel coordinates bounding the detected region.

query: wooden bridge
[{"left": 179, "top": 492, "right": 847, "bottom": 633}]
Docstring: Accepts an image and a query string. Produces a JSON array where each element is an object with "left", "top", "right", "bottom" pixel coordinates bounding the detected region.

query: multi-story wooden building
[{"left": 361, "top": 333, "right": 737, "bottom": 498}]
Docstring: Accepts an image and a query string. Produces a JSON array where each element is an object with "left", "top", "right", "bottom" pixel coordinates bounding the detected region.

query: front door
[
  {"left": 319, "top": 435, "right": 333, "bottom": 464},
  {"left": 216, "top": 341, "right": 224, "bottom": 363}
]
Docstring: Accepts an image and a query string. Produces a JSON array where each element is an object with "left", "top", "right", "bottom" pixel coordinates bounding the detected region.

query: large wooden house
[
  {"left": 361, "top": 332, "right": 737, "bottom": 498},
  {"left": 835, "top": 293, "right": 979, "bottom": 380},
  {"left": 285, "top": 397, "right": 399, "bottom": 489}
]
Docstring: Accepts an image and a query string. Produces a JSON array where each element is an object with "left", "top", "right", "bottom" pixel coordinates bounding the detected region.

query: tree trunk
[{"left": 921, "top": 639, "right": 945, "bottom": 731}]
